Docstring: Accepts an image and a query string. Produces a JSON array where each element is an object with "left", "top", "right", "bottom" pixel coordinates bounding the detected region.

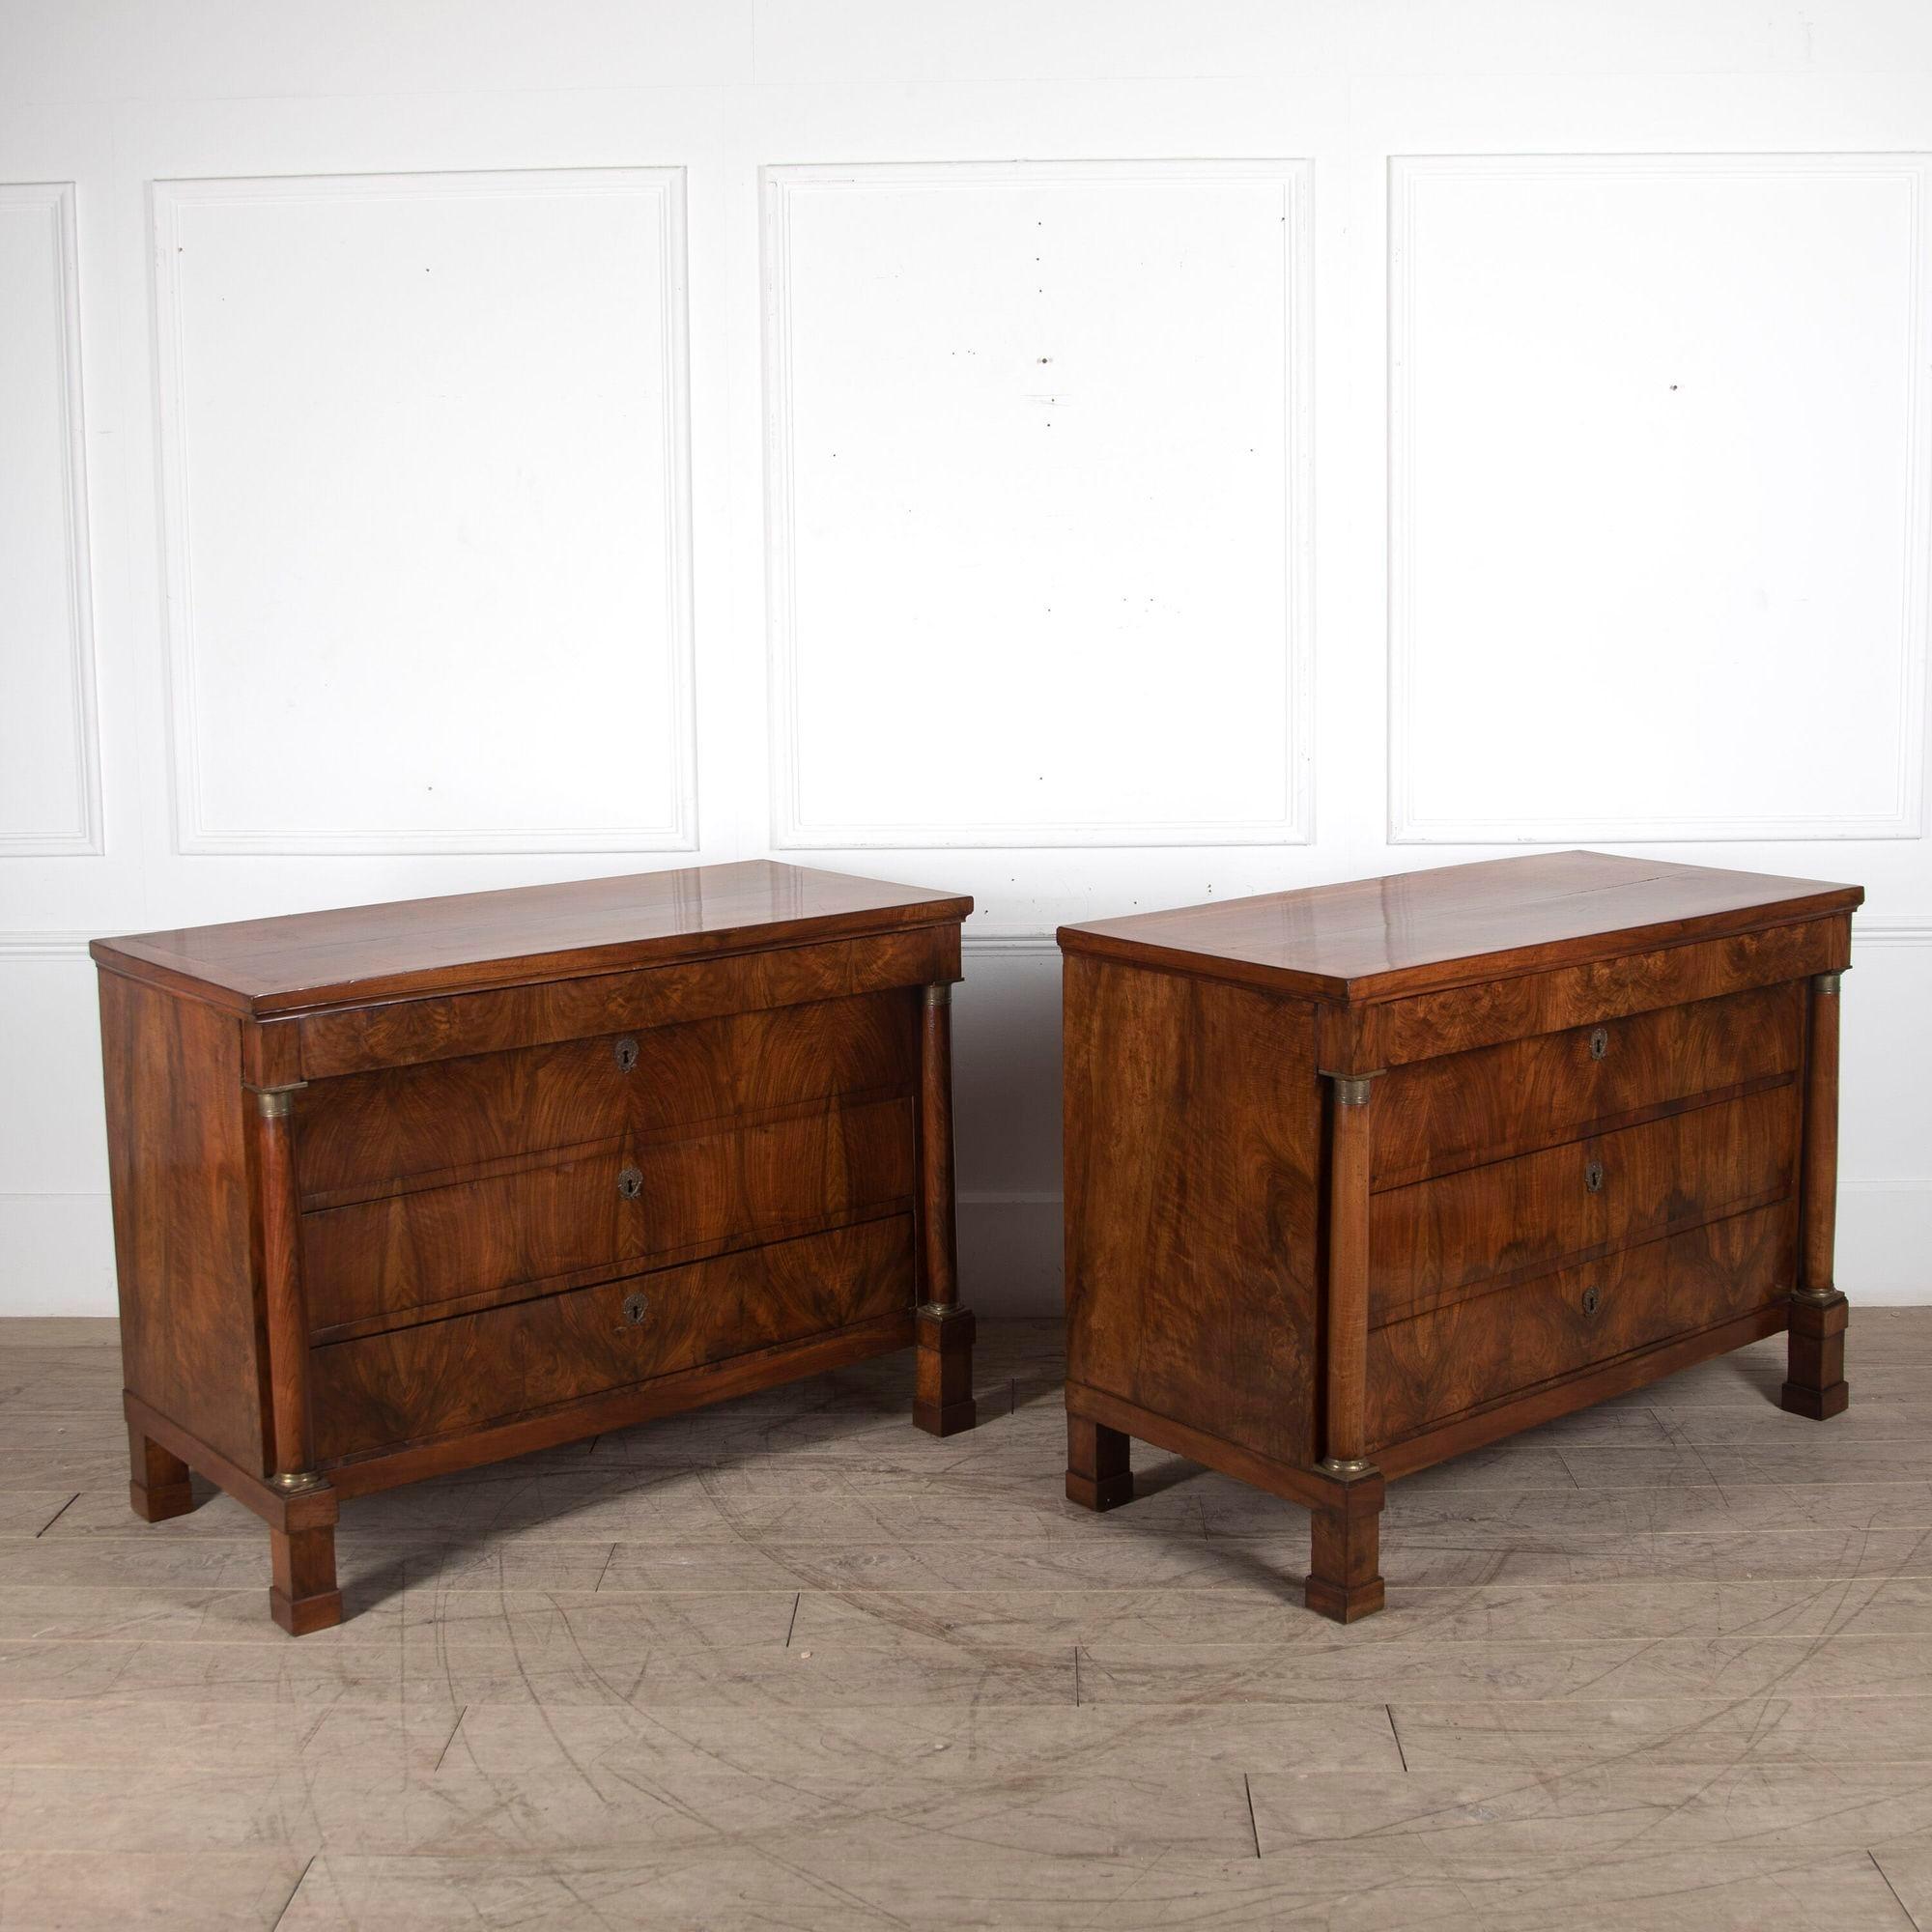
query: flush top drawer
[
  {"left": 1369, "top": 1080, "right": 1798, "bottom": 1327},
  {"left": 1371, "top": 980, "right": 1803, "bottom": 1191},
  {"left": 301, "top": 1094, "right": 915, "bottom": 1337},
  {"left": 310, "top": 1215, "right": 916, "bottom": 1465},
  {"left": 1368, "top": 1202, "right": 1794, "bottom": 1448},
  {"left": 294, "top": 990, "right": 915, "bottom": 1206}
]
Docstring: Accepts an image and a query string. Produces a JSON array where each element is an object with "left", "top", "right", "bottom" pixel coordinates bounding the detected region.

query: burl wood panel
[
  {"left": 1368, "top": 1202, "right": 1796, "bottom": 1445},
  {"left": 1372, "top": 980, "right": 1803, "bottom": 1189},
  {"left": 295, "top": 990, "right": 914, "bottom": 1203},
  {"left": 1369, "top": 1081, "right": 1798, "bottom": 1325},
  {"left": 1063, "top": 953, "right": 1321, "bottom": 1468},
  {"left": 300, "top": 1095, "right": 915, "bottom": 1335},
  {"left": 98, "top": 973, "right": 270, "bottom": 1476},
  {"left": 298, "top": 928, "right": 955, "bottom": 1079},
  {"left": 311, "top": 1216, "right": 914, "bottom": 1463}
]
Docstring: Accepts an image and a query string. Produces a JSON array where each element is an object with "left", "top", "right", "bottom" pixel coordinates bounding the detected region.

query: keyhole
[
  {"left": 614, "top": 1037, "right": 639, "bottom": 1073},
  {"left": 617, "top": 1165, "right": 642, "bottom": 1200},
  {"left": 1584, "top": 1160, "right": 1605, "bottom": 1193},
  {"left": 1588, "top": 1028, "right": 1609, "bottom": 1061},
  {"left": 1582, "top": 1285, "right": 1601, "bottom": 1317},
  {"left": 621, "top": 1291, "right": 649, "bottom": 1326}
]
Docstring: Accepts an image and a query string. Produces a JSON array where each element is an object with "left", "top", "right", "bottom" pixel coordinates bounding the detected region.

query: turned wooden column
[
  {"left": 913, "top": 982, "right": 976, "bottom": 1435},
  {"left": 1782, "top": 970, "right": 1851, "bottom": 1421},
  {"left": 1307, "top": 1068, "right": 1385, "bottom": 1622},
  {"left": 246, "top": 1082, "right": 342, "bottom": 1634}
]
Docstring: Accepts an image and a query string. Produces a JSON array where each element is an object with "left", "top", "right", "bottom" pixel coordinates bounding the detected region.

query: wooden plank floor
[{"left": 4, "top": 1314, "right": 1932, "bottom": 1928}]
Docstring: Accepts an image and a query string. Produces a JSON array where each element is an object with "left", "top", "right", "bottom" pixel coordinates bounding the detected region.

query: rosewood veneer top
[
  {"left": 1058, "top": 851, "right": 1861, "bottom": 1005},
  {"left": 90, "top": 861, "right": 974, "bottom": 1018}
]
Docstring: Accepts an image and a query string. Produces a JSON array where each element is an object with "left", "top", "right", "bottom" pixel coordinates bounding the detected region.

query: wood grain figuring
[
  {"left": 310, "top": 1218, "right": 914, "bottom": 1463},
  {"left": 91, "top": 860, "right": 971, "bottom": 1016},
  {"left": 98, "top": 973, "right": 269, "bottom": 1476},
  {"left": 1060, "top": 850, "right": 1860, "bottom": 1004},
  {"left": 1063, "top": 953, "right": 1321, "bottom": 1470},
  {"left": 1372, "top": 980, "right": 1803, "bottom": 1188},
  {"left": 1059, "top": 852, "right": 1861, "bottom": 1626},
  {"left": 298, "top": 925, "right": 956, "bottom": 1079},
  {"left": 1369, "top": 1082, "right": 1799, "bottom": 1325},
  {"left": 1368, "top": 1204, "right": 1796, "bottom": 1445},
  {"left": 94, "top": 864, "right": 972, "bottom": 1632},
  {"left": 1362, "top": 918, "right": 1847, "bottom": 1069},
  {"left": 294, "top": 991, "right": 914, "bottom": 1203},
  {"left": 300, "top": 1095, "right": 914, "bottom": 1335}
]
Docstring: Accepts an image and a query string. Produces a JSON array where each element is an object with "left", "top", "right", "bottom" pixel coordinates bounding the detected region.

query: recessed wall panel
[
  {"left": 1390, "top": 154, "right": 1931, "bottom": 842},
  {"left": 766, "top": 160, "right": 1312, "bottom": 847},
  {"left": 153, "top": 169, "right": 696, "bottom": 853},
  {"left": 0, "top": 183, "right": 99, "bottom": 855}
]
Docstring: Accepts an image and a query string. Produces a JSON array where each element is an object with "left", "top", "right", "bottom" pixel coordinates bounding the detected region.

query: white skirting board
[{"left": 1, "top": 1184, "right": 1925, "bottom": 1317}]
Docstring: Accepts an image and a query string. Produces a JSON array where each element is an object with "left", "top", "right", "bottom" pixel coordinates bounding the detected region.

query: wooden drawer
[
  {"left": 294, "top": 990, "right": 914, "bottom": 1205},
  {"left": 301, "top": 1094, "right": 914, "bottom": 1336},
  {"left": 311, "top": 1216, "right": 915, "bottom": 1464},
  {"left": 298, "top": 925, "right": 956, "bottom": 1077},
  {"left": 1368, "top": 1203, "right": 1794, "bottom": 1446},
  {"left": 1372, "top": 980, "right": 1802, "bottom": 1189},
  {"left": 1370, "top": 1080, "right": 1797, "bottom": 1325}
]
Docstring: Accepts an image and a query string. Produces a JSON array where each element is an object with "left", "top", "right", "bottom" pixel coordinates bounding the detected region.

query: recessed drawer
[
  {"left": 1372, "top": 980, "right": 1803, "bottom": 1190},
  {"left": 1367, "top": 1203, "right": 1794, "bottom": 1447},
  {"left": 310, "top": 1216, "right": 916, "bottom": 1464},
  {"left": 300, "top": 1094, "right": 915, "bottom": 1336},
  {"left": 1370, "top": 1080, "right": 1798, "bottom": 1326},
  {"left": 294, "top": 991, "right": 915, "bottom": 1206}
]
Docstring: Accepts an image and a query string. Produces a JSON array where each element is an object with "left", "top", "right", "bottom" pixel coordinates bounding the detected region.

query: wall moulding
[
  {"left": 1388, "top": 152, "right": 1932, "bottom": 846},
  {"left": 763, "top": 158, "right": 1316, "bottom": 851},
  {"left": 150, "top": 166, "right": 697, "bottom": 858}
]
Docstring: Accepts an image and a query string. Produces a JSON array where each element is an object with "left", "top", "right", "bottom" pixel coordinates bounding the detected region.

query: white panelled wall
[{"left": 3, "top": 0, "right": 1930, "bottom": 1315}]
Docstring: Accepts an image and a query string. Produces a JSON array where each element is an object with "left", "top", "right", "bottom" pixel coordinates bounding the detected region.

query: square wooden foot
[
  {"left": 1065, "top": 1412, "right": 1133, "bottom": 1512},
  {"left": 127, "top": 1427, "right": 194, "bottom": 1523},
  {"left": 914, "top": 1303, "right": 977, "bottom": 1436},
  {"left": 1781, "top": 1289, "right": 1849, "bottom": 1421},
  {"left": 269, "top": 1522, "right": 342, "bottom": 1636},
  {"left": 1305, "top": 1465, "right": 1385, "bottom": 1623}
]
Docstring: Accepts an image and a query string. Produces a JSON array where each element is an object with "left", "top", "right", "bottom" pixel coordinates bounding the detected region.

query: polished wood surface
[
  {"left": 1372, "top": 979, "right": 1802, "bottom": 1188},
  {"left": 298, "top": 925, "right": 956, "bottom": 1078},
  {"left": 1062, "top": 954, "right": 1321, "bottom": 1472},
  {"left": 311, "top": 1220, "right": 914, "bottom": 1464},
  {"left": 96, "top": 865, "right": 974, "bottom": 1632},
  {"left": 1061, "top": 851, "right": 1862, "bottom": 1626},
  {"left": 1061, "top": 850, "right": 1860, "bottom": 1003},
  {"left": 91, "top": 861, "right": 971, "bottom": 1016},
  {"left": 300, "top": 1095, "right": 915, "bottom": 1335},
  {"left": 295, "top": 990, "right": 914, "bottom": 1202}
]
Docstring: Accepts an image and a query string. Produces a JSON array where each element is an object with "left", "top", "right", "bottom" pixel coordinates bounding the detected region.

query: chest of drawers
[
  {"left": 93, "top": 863, "right": 976, "bottom": 1634},
  {"left": 1059, "top": 851, "right": 1861, "bottom": 1623}
]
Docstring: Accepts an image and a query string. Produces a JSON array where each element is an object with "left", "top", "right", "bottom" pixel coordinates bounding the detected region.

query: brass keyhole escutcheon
[
  {"left": 621, "top": 1291, "right": 649, "bottom": 1326},
  {"left": 1581, "top": 1285, "right": 1601, "bottom": 1317},
  {"left": 614, "top": 1036, "right": 639, "bottom": 1073},
  {"left": 1588, "top": 1027, "right": 1609, "bottom": 1061},
  {"left": 617, "top": 1165, "right": 642, "bottom": 1201},
  {"left": 1584, "top": 1160, "right": 1605, "bottom": 1193}
]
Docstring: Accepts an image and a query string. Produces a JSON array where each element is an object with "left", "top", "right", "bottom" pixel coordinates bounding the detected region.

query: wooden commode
[
  {"left": 93, "top": 863, "right": 977, "bottom": 1634},
  {"left": 1059, "top": 851, "right": 1861, "bottom": 1622}
]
